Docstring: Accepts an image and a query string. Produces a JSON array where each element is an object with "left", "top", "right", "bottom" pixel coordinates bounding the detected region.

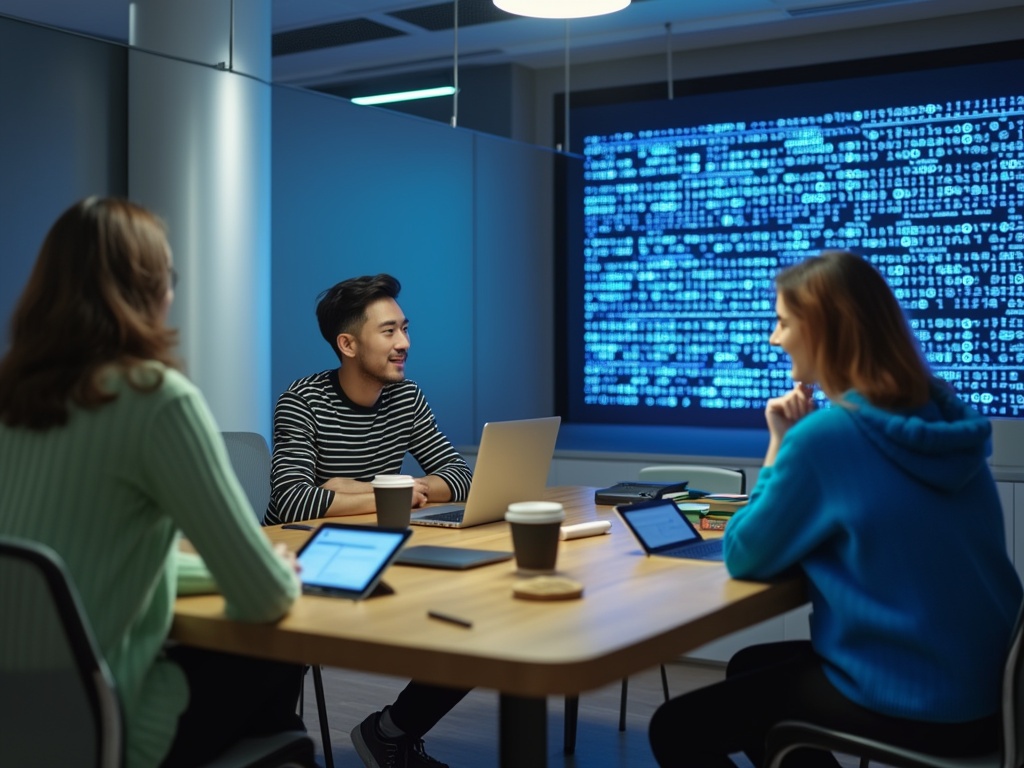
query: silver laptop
[{"left": 410, "top": 416, "right": 561, "bottom": 528}]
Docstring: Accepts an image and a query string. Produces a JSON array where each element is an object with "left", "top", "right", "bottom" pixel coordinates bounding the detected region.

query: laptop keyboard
[
  {"left": 665, "top": 540, "right": 724, "bottom": 559},
  {"left": 422, "top": 509, "right": 465, "bottom": 522}
]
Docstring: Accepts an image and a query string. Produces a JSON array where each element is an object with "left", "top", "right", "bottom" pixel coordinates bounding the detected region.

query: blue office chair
[
  {"left": 0, "top": 536, "right": 315, "bottom": 768},
  {"left": 221, "top": 431, "right": 334, "bottom": 768},
  {"left": 765, "top": 605, "right": 1024, "bottom": 768}
]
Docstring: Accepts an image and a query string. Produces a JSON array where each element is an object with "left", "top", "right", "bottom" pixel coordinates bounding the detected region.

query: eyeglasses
[{"left": 169, "top": 267, "right": 179, "bottom": 289}]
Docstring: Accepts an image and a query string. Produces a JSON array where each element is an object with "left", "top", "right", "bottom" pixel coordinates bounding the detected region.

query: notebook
[
  {"left": 410, "top": 416, "right": 561, "bottom": 529},
  {"left": 615, "top": 497, "right": 724, "bottom": 561},
  {"left": 594, "top": 481, "right": 689, "bottom": 505},
  {"left": 295, "top": 522, "right": 412, "bottom": 599}
]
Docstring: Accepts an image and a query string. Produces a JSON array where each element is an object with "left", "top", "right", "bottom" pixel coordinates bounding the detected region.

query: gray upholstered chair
[
  {"left": 221, "top": 431, "right": 334, "bottom": 768},
  {"left": 637, "top": 464, "right": 747, "bottom": 494},
  {"left": 221, "top": 431, "right": 274, "bottom": 523}
]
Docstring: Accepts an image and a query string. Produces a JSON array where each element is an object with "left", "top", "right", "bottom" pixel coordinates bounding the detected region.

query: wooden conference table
[{"left": 172, "top": 487, "right": 806, "bottom": 767}]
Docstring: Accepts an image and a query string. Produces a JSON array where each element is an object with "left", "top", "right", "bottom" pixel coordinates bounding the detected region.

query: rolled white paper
[{"left": 559, "top": 521, "right": 612, "bottom": 540}]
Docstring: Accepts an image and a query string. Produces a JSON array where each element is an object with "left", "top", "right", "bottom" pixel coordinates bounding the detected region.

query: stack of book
[
  {"left": 680, "top": 493, "right": 747, "bottom": 531},
  {"left": 698, "top": 508, "right": 735, "bottom": 531}
]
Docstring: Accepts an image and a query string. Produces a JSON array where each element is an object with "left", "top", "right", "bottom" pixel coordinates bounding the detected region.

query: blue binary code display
[{"left": 571, "top": 59, "right": 1024, "bottom": 428}]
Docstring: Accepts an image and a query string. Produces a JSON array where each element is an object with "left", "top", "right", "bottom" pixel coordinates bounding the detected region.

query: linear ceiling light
[
  {"left": 493, "top": 0, "right": 630, "bottom": 19},
  {"left": 351, "top": 86, "right": 457, "bottom": 106}
]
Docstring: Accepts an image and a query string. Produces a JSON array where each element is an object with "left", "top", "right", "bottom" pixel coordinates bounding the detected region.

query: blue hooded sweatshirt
[{"left": 724, "top": 380, "right": 1022, "bottom": 722}]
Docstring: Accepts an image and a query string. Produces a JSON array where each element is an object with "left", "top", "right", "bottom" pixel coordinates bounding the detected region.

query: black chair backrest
[{"left": 0, "top": 537, "right": 123, "bottom": 768}]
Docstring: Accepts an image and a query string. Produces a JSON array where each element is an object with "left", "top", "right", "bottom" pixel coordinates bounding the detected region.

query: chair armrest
[{"left": 765, "top": 720, "right": 997, "bottom": 768}]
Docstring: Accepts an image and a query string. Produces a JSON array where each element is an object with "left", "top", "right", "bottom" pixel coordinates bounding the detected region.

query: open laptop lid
[
  {"left": 295, "top": 522, "right": 411, "bottom": 599},
  {"left": 411, "top": 416, "right": 561, "bottom": 527},
  {"left": 615, "top": 497, "right": 711, "bottom": 556}
]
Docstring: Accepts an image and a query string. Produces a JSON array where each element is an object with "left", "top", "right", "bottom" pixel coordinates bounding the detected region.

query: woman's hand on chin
[{"left": 763, "top": 382, "right": 816, "bottom": 465}]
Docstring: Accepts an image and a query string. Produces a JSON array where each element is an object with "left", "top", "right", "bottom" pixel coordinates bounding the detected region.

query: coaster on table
[{"left": 512, "top": 576, "right": 584, "bottom": 601}]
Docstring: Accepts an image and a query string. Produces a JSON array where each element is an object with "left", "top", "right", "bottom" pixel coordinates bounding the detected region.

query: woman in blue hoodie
[{"left": 648, "top": 250, "right": 1022, "bottom": 768}]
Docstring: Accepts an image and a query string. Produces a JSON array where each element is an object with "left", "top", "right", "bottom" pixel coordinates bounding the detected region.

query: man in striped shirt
[
  {"left": 266, "top": 274, "right": 472, "bottom": 525},
  {"left": 266, "top": 273, "right": 472, "bottom": 768}
]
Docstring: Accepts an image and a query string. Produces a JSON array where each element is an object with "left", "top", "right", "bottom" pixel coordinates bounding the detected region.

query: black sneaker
[{"left": 351, "top": 710, "right": 449, "bottom": 768}]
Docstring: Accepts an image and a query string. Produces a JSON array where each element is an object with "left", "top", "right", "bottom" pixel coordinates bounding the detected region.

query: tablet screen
[
  {"left": 617, "top": 499, "right": 703, "bottom": 553},
  {"left": 296, "top": 523, "right": 411, "bottom": 599},
  {"left": 624, "top": 503, "right": 700, "bottom": 549}
]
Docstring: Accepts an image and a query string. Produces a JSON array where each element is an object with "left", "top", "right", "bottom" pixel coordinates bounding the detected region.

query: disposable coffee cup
[
  {"left": 371, "top": 474, "right": 415, "bottom": 528},
  {"left": 505, "top": 501, "right": 566, "bottom": 575}
]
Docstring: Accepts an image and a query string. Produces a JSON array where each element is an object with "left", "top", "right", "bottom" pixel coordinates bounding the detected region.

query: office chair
[
  {"left": 637, "top": 464, "right": 747, "bottom": 494},
  {"left": 221, "top": 431, "right": 274, "bottom": 523},
  {"left": 221, "top": 432, "right": 335, "bottom": 768},
  {"left": 0, "top": 536, "right": 315, "bottom": 768},
  {"left": 764, "top": 605, "right": 1024, "bottom": 768},
  {"left": 564, "top": 464, "right": 747, "bottom": 754}
]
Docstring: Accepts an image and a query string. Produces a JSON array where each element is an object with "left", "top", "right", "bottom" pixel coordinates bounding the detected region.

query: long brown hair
[
  {"left": 775, "top": 250, "right": 930, "bottom": 409},
  {"left": 0, "top": 197, "right": 180, "bottom": 429}
]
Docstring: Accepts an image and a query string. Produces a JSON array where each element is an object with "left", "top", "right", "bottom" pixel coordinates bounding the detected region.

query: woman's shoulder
[
  {"left": 789, "top": 401, "right": 857, "bottom": 440},
  {"left": 103, "top": 362, "right": 198, "bottom": 403}
]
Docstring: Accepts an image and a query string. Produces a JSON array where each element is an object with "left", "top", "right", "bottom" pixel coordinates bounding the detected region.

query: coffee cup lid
[
  {"left": 505, "top": 501, "right": 565, "bottom": 524},
  {"left": 371, "top": 474, "right": 415, "bottom": 488}
]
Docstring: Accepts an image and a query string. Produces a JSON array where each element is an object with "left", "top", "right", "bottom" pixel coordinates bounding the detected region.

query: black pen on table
[{"left": 427, "top": 610, "right": 473, "bottom": 629}]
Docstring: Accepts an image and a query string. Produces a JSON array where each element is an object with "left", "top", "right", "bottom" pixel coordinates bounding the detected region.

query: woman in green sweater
[{"left": 0, "top": 198, "right": 312, "bottom": 767}]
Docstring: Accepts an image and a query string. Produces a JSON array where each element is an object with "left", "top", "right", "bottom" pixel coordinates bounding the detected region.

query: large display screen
[{"left": 561, "top": 42, "right": 1024, "bottom": 430}]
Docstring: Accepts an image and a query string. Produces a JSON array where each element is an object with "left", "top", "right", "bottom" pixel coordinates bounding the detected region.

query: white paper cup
[
  {"left": 371, "top": 474, "right": 415, "bottom": 528},
  {"left": 505, "top": 501, "right": 566, "bottom": 574}
]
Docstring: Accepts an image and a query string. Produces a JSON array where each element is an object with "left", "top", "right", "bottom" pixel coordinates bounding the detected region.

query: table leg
[
  {"left": 311, "top": 665, "right": 334, "bottom": 768},
  {"left": 499, "top": 694, "right": 547, "bottom": 767}
]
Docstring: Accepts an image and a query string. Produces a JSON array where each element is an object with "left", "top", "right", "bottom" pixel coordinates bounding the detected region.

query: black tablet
[
  {"left": 395, "top": 545, "right": 513, "bottom": 570},
  {"left": 295, "top": 522, "right": 412, "bottom": 600}
]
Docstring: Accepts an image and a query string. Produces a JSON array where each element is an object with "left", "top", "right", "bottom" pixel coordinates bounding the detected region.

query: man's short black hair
[{"left": 316, "top": 273, "right": 401, "bottom": 362}]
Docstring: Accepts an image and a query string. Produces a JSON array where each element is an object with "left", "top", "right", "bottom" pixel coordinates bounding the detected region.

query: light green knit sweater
[{"left": 0, "top": 365, "right": 300, "bottom": 767}]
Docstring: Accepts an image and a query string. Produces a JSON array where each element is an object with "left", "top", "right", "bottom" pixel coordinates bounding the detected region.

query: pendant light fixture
[{"left": 494, "top": 0, "right": 630, "bottom": 19}]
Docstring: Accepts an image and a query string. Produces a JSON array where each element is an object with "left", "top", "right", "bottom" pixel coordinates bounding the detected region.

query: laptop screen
[{"left": 619, "top": 499, "right": 701, "bottom": 550}]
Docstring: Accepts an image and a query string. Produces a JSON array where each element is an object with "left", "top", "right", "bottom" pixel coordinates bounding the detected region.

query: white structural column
[{"left": 128, "top": 0, "right": 272, "bottom": 436}]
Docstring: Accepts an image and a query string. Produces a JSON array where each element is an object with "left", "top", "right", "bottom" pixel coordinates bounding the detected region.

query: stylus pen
[{"left": 427, "top": 610, "right": 473, "bottom": 629}]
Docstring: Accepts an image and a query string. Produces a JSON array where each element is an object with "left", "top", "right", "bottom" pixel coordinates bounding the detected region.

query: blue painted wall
[
  {"left": 0, "top": 18, "right": 127, "bottom": 349},
  {"left": 270, "top": 85, "right": 556, "bottom": 447}
]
